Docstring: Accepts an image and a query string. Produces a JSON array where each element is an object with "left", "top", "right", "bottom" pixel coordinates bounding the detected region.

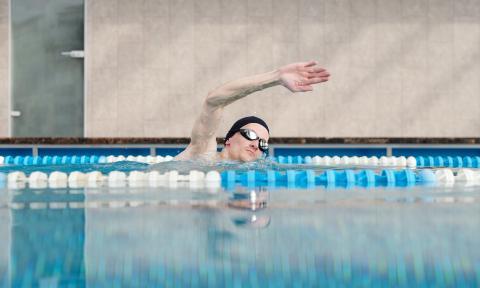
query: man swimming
[{"left": 175, "top": 61, "right": 330, "bottom": 162}]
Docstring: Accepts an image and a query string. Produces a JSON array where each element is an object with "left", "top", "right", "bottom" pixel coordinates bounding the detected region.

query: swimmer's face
[{"left": 225, "top": 123, "right": 269, "bottom": 162}]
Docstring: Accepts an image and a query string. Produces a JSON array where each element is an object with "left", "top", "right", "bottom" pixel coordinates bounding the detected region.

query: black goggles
[{"left": 239, "top": 129, "right": 269, "bottom": 153}]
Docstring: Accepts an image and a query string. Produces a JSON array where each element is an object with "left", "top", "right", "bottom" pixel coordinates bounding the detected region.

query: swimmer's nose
[{"left": 249, "top": 141, "right": 258, "bottom": 150}]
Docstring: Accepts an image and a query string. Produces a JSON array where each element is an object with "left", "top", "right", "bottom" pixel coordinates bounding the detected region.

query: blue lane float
[
  {"left": 415, "top": 156, "right": 480, "bottom": 168},
  {"left": 0, "top": 155, "right": 108, "bottom": 166},
  {"left": 2, "top": 154, "right": 480, "bottom": 168},
  {"left": 221, "top": 169, "right": 434, "bottom": 189}
]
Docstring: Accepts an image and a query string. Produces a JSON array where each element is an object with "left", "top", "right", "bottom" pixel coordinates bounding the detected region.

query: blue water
[{"left": 1, "top": 184, "right": 479, "bottom": 287}]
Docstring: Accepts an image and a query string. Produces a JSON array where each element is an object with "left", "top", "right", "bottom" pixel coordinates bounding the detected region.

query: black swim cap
[{"left": 224, "top": 116, "right": 270, "bottom": 144}]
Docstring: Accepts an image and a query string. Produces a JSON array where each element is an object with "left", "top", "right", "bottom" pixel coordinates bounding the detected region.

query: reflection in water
[
  {"left": 10, "top": 207, "right": 86, "bottom": 287},
  {"left": 1, "top": 186, "right": 479, "bottom": 287},
  {"left": 228, "top": 187, "right": 271, "bottom": 229}
]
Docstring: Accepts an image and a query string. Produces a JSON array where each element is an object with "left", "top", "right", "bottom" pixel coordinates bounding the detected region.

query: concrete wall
[
  {"left": 0, "top": 0, "right": 479, "bottom": 137},
  {"left": 85, "top": 0, "right": 480, "bottom": 137},
  {"left": 0, "top": 0, "right": 8, "bottom": 135}
]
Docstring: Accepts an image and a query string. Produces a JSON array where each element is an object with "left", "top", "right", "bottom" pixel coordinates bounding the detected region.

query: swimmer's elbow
[{"left": 205, "top": 92, "right": 226, "bottom": 109}]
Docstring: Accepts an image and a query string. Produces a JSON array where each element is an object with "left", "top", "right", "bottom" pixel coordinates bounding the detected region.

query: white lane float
[
  {"left": 351, "top": 156, "right": 360, "bottom": 165},
  {"left": 29, "top": 172, "right": 48, "bottom": 183},
  {"left": 340, "top": 156, "right": 350, "bottom": 165},
  {"left": 323, "top": 156, "right": 332, "bottom": 166},
  {"left": 434, "top": 169, "right": 455, "bottom": 186},
  {"left": 128, "top": 201, "right": 145, "bottom": 207},
  {"left": 69, "top": 202, "right": 85, "bottom": 209},
  {"left": 108, "top": 171, "right": 127, "bottom": 187},
  {"left": 407, "top": 156, "right": 417, "bottom": 168},
  {"left": 189, "top": 170, "right": 206, "bottom": 188},
  {"left": 312, "top": 156, "right": 322, "bottom": 165},
  {"left": 205, "top": 171, "right": 221, "bottom": 188},
  {"left": 108, "top": 201, "right": 127, "bottom": 208},
  {"left": 9, "top": 202, "right": 25, "bottom": 209},
  {"left": 167, "top": 170, "right": 179, "bottom": 182},
  {"left": 49, "top": 202, "right": 68, "bottom": 209},
  {"left": 48, "top": 171, "right": 68, "bottom": 188},
  {"left": 379, "top": 156, "right": 389, "bottom": 167},
  {"left": 87, "top": 171, "right": 104, "bottom": 187},
  {"left": 136, "top": 156, "right": 147, "bottom": 163},
  {"left": 29, "top": 172, "right": 48, "bottom": 189},
  {"left": 8, "top": 172, "right": 27, "bottom": 188},
  {"left": 189, "top": 170, "right": 205, "bottom": 182},
  {"left": 455, "top": 169, "right": 479, "bottom": 186},
  {"left": 68, "top": 171, "right": 87, "bottom": 188},
  {"left": 128, "top": 171, "right": 147, "bottom": 187},
  {"left": 359, "top": 156, "right": 368, "bottom": 166},
  {"left": 308, "top": 155, "right": 415, "bottom": 168},
  {"left": 389, "top": 157, "right": 398, "bottom": 167},
  {"left": 146, "top": 155, "right": 156, "bottom": 164},
  {"left": 368, "top": 156, "right": 379, "bottom": 166},
  {"left": 148, "top": 171, "right": 165, "bottom": 187},
  {"left": 331, "top": 156, "right": 341, "bottom": 165},
  {"left": 397, "top": 156, "right": 407, "bottom": 167},
  {"left": 30, "top": 202, "right": 48, "bottom": 209}
]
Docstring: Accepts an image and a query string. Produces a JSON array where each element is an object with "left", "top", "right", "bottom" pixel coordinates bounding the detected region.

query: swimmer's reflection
[{"left": 228, "top": 187, "right": 271, "bottom": 229}]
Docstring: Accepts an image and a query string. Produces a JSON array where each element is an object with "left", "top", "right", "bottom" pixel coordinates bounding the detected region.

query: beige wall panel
[
  {"left": 88, "top": 119, "right": 117, "bottom": 137},
  {"left": 0, "top": 68, "right": 6, "bottom": 107},
  {"left": 84, "top": 0, "right": 480, "bottom": 138},
  {"left": 143, "top": 68, "right": 169, "bottom": 121},
  {"left": 454, "top": 0, "right": 480, "bottom": 19},
  {"left": 0, "top": 24, "right": 6, "bottom": 69}
]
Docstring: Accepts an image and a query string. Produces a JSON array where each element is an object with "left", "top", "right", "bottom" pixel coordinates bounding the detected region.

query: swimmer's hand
[{"left": 279, "top": 61, "right": 330, "bottom": 92}]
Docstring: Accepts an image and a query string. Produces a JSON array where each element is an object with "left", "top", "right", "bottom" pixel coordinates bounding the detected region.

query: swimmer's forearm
[{"left": 205, "top": 70, "right": 281, "bottom": 108}]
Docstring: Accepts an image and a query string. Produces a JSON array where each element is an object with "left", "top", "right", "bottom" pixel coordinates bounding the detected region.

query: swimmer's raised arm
[{"left": 175, "top": 61, "right": 330, "bottom": 160}]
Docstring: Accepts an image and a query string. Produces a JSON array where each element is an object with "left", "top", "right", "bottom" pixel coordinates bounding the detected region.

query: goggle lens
[{"left": 239, "top": 129, "right": 269, "bottom": 153}]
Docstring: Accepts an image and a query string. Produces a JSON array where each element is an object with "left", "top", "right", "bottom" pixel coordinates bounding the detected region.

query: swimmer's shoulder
[{"left": 174, "top": 149, "right": 222, "bottom": 162}]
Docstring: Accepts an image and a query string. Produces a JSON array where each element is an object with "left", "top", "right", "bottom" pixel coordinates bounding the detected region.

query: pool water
[{"left": 1, "top": 184, "right": 479, "bottom": 287}]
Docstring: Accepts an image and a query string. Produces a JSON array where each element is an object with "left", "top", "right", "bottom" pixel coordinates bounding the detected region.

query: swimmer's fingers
[
  {"left": 307, "top": 71, "right": 330, "bottom": 79},
  {"left": 301, "top": 67, "right": 328, "bottom": 77},
  {"left": 312, "top": 67, "right": 327, "bottom": 73},
  {"left": 304, "top": 77, "right": 329, "bottom": 85},
  {"left": 301, "top": 85, "right": 314, "bottom": 92},
  {"left": 294, "top": 81, "right": 314, "bottom": 92},
  {"left": 302, "top": 61, "right": 318, "bottom": 68},
  {"left": 303, "top": 67, "right": 326, "bottom": 73}
]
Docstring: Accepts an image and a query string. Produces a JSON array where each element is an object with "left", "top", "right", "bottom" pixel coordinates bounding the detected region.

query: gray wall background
[
  {"left": 0, "top": 0, "right": 8, "bottom": 135},
  {"left": 1, "top": 0, "right": 479, "bottom": 137}
]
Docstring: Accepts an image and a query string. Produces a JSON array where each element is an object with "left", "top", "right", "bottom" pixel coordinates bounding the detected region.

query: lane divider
[
  {"left": 2, "top": 168, "right": 480, "bottom": 189},
  {"left": 1, "top": 154, "right": 479, "bottom": 169},
  {"left": 278, "top": 155, "right": 480, "bottom": 168},
  {"left": 0, "top": 155, "right": 175, "bottom": 165},
  {"left": 0, "top": 170, "right": 222, "bottom": 189}
]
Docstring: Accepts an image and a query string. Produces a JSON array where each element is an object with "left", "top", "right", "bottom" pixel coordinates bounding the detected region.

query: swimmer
[{"left": 175, "top": 61, "right": 330, "bottom": 162}]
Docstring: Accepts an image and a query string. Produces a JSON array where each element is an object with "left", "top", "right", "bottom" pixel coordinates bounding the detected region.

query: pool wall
[{"left": 1, "top": 0, "right": 480, "bottom": 137}]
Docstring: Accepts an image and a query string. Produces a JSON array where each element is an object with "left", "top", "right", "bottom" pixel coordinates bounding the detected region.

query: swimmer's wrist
[
  {"left": 270, "top": 69, "right": 281, "bottom": 85},
  {"left": 258, "top": 69, "right": 281, "bottom": 90}
]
